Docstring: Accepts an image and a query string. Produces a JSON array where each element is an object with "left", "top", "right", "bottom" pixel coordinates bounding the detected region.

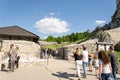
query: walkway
[
  {"left": 45, "top": 58, "right": 120, "bottom": 80},
  {"left": 0, "top": 63, "right": 58, "bottom": 80},
  {"left": 0, "top": 58, "right": 120, "bottom": 80}
]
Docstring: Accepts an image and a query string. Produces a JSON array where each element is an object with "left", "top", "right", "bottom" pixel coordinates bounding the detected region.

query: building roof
[{"left": 0, "top": 26, "right": 39, "bottom": 38}]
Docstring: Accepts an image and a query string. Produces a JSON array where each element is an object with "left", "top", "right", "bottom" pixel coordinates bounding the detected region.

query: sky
[{"left": 0, "top": 0, "right": 116, "bottom": 39}]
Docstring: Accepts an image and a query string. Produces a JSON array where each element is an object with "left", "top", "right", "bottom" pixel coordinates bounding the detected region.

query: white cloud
[
  {"left": 95, "top": 20, "right": 106, "bottom": 24},
  {"left": 35, "top": 17, "right": 70, "bottom": 34}
]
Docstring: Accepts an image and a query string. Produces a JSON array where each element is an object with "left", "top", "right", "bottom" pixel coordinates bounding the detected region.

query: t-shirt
[
  {"left": 109, "top": 52, "right": 118, "bottom": 70},
  {"left": 95, "top": 59, "right": 99, "bottom": 67},
  {"left": 10, "top": 48, "right": 16, "bottom": 61},
  {"left": 74, "top": 53, "right": 83, "bottom": 61},
  {"left": 99, "top": 59, "right": 111, "bottom": 74},
  {"left": 16, "top": 50, "right": 20, "bottom": 57},
  {"left": 82, "top": 50, "right": 88, "bottom": 62}
]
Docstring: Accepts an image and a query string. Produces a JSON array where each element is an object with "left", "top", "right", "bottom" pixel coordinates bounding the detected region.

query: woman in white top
[{"left": 98, "top": 50, "right": 112, "bottom": 80}]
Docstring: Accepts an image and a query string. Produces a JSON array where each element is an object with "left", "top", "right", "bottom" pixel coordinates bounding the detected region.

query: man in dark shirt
[{"left": 109, "top": 46, "right": 119, "bottom": 80}]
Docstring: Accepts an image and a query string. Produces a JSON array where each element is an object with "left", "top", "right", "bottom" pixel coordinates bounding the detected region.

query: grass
[
  {"left": 43, "top": 43, "right": 70, "bottom": 49},
  {"left": 108, "top": 51, "right": 120, "bottom": 60},
  {"left": 115, "top": 51, "right": 120, "bottom": 74},
  {"left": 75, "top": 37, "right": 89, "bottom": 44},
  {"left": 115, "top": 51, "right": 120, "bottom": 60}
]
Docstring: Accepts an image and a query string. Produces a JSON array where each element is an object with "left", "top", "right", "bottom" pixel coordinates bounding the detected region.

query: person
[
  {"left": 0, "top": 48, "right": 4, "bottom": 62},
  {"left": 109, "top": 46, "right": 119, "bottom": 80},
  {"left": 98, "top": 50, "right": 112, "bottom": 80},
  {"left": 74, "top": 48, "right": 83, "bottom": 80},
  {"left": 7, "top": 44, "right": 13, "bottom": 71},
  {"left": 52, "top": 49, "right": 55, "bottom": 58},
  {"left": 15, "top": 47, "right": 20, "bottom": 68},
  {"left": 88, "top": 54, "right": 92, "bottom": 72},
  {"left": 47, "top": 48, "right": 51, "bottom": 58},
  {"left": 94, "top": 56, "right": 99, "bottom": 77},
  {"left": 8, "top": 44, "right": 17, "bottom": 72},
  {"left": 82, "top": 46, "right": 88, "bottom": 78},
  {"left": 0, "top": 48, "right": 5, "bottom": 71}
]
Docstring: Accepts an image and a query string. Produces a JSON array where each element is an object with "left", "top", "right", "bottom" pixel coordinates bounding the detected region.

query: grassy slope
[
  {"left": 115, "top": 51, "right": 120, "bottom": 60},
  {"left": 43, "top": 43, "right": 70, "bottom": 49}
]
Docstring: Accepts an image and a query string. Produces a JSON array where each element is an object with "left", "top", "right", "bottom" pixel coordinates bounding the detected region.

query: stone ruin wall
[
  {"left": 60, "top": 39, "right": 98, "bottom": 61},
  {"left": 61, "top": 27, "right": 120, "bottom": 61},
  {"left": 106, "top": 27, "right": 120, "bottom": 45},
  {"left": 2, "top": 40, "right": 41, "bottom": 61}
]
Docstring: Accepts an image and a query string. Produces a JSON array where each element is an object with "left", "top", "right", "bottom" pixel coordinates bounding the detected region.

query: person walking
[
  {"left": 109, "top": 46, "right": 119, "bottom": 80},
  {"left": 82, "top": 46, "right": 88, "bottom": 78},
  {"left": 15, "top": 47, "right": 20, "bottom": 68},
  {"left": 94, "top": 56, "right": 99, "bottom": 77},
  {"left": 8, "top": 44, "right": 17, "bottom": 72},
  {"left": 88, "top": 53, "right": 93, "bottom": 72},
  {"left": 98, "top": 50, "right": 112, "bottom": 80},
  {"left": 74, "top": 48, "right": 83, "bottom": 80}
]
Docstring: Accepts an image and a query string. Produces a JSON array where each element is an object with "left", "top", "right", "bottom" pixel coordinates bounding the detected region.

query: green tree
[
  {"left": 56, "top": 36, "right": 62, "bottom": 44},
  {"left": 46, "top": 36, "right": 55, "bottom": 42}
]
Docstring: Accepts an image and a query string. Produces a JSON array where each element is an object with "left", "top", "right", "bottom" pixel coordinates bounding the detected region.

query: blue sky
[{"left": 0, "top": 0, "right": 116, "bottom": 39}]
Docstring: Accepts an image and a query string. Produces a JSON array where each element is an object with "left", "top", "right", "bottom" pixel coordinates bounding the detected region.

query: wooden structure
[
  {"left": 96, "top": 42, "right": 113, "bottom": 51},
  {"left": 0, "top": 26, "right": 39, "bottom": 43}
]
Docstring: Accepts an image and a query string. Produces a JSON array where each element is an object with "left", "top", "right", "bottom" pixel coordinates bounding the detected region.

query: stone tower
[{"left": 111, "top": 0, "right": 120, "bottom": 28}]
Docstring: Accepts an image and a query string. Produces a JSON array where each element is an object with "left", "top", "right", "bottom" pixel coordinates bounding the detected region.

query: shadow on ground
[
  {"left": 52, "top": 71, "right": 75, "bottom": 80},
  {"left": 1, "top": 69, "right": 8, "bottom": 73}
]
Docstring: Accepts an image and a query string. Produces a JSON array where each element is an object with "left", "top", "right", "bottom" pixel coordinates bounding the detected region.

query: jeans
[
  {"left": 101, "top": 73, "right": 111, "bottom": 80},
  {"left": 112, "top": 68, "right": 117, "bottom": 80},
  {"left": 82, "top": 61, "right": 87, "bottom": 77},
  {"left": 10, "top": 60, "right": 15, "bottom": 71}
]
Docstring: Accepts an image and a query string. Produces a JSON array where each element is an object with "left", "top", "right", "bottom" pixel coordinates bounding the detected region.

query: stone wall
[
  {"left": 39, "top": 41, "right": 58, "bottom": 46},
  {"left": 58, "top": 39, "right": 98, "bottom": 61},
  {"left": 106, "top": 27, "right": 120, "bottom": 44},
  {"left": 2, "top": 40, "right": 41, "bottom": 59}
]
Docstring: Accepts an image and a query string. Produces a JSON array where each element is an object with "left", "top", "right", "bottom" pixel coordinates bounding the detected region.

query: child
[
  {"left": 88, "top": 54, "right": 92, "bottom": 72},
  {"left": 94, "top": 56, "right": 99, "bottom": 76}
]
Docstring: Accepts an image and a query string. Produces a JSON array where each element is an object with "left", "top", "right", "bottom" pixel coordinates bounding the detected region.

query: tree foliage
[
  {"left": 45, "top": 30, "right": 91, "bottom": 44},
  {"left": 46, "top": 36, "right": 55, "bottom": 42}
]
